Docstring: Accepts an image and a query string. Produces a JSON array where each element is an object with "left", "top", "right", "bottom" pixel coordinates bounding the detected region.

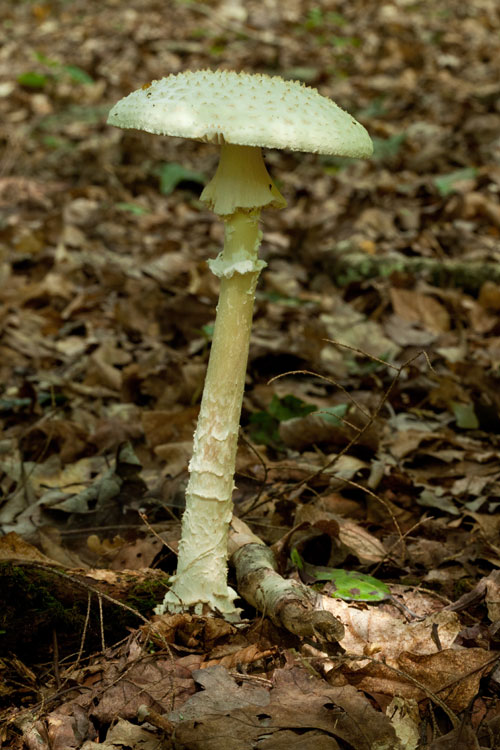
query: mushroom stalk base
[{"left": 157, "top": 210, "right": 264, "bottom": 617}]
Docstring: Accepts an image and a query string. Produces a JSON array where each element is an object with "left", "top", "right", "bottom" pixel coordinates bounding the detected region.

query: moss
[
  {"left": 0, "top": 564, "right": 87, "bottom": 661},
  {"left": 0, "top": 562, "right": 163, "bottom": 664},
  {"left": 125, "top": 576, "right": 170, "bottom": 614}
]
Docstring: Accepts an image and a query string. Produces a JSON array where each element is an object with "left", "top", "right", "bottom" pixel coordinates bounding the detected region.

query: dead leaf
[
  {"left": 323, "top": 597, "right": 461, "bottom": 658},
  {"left": 390, "top": 288, "right": 450, "bottom": 334},
  {"left": 172, "top": 666, "right": 400, "bottom": 750},
  {"left": 347, "top": 648, "right": 498, "bottom": 713},
  {"left": 0, "top": 531, "right": 55, "bottom": 564}
]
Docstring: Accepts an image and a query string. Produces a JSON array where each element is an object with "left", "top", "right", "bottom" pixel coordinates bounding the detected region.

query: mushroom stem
[
  {"left": 162, "top": 211, "right": 263, "bottom": 615},
  {"left": 201, "top": 143, "right": 286, "bottom": 216},
  {"left": 157, "top": 144, "right": 286, "bottom": 617}
]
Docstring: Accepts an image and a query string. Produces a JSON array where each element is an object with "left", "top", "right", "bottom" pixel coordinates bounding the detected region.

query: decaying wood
[
  {"left": 326, "top": 247, "right": 500, "bottom": 291},
  {"left": 228, "top": 517, "right": 345, "bottom": 643}
]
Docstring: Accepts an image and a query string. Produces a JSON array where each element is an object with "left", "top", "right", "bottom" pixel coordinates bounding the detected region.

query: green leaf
[
  {"left": 63, "top": 64, "right": 94, "bottom": 84},
  {"left": 326, "top": 11, "right": 347, "bottom": 25},
  {"left": 259, "top": 290, "right": 303, "bottom": 306},
  {"left": 34, "top": 51, "right": 59, "bottom": 67},
  {"left": 358, "top": 97, "right": 387, "bottom": 119},
  {"left": 433, "top": 167, "right": 477, "bottom": 197},
  {"left": 290, "top": 547, "right": 304, "bottom": 570},
  {"left": 318, "top": 403, "right": 349, "bottom": 425},
  {"left": 201, "top": 323, "right": 214, "bottom": 339},
  {"left": 248, "top": 410, "right": 281, "bottom": 446},
  {"left": 0, "top": 397, "right": 32, "bottom": 411},
  {"left": 451, "top": 401, "right": 479, "bottom": 429},
  {"left": 37, "top": 392, "right": 67, "bottom": 408},
  {"left": 346, "top": 351, "right": 391, "bottom": 375},
  {"left": 292, "top": 549, "right": 391, "bottom": 602},
  {"left": 116, "top": 202, "right": 150, "bottom": 215},
  {"left": 17, "top": 71, "right": 49, "bottom": 89},
  {"left": 305, "top": 7, "right": 323, "bottom": 29},
  {"left": 330, "top": 35, "right": 360, "bottom": 48},
  {"left": 154, "top": 162, "right": 206, "bottom": 196},
  {"left": 249, "top": 395, "right": 316, "bottom": 446},
  {"left": 321, "top": 569, "right": 391, "bottom": 602},
  {"left": 372, "top": 134, "right": 406, "bottom": 161},
  {"left": 42, "top": 135, "right": 73, "bottom": 150},
  {"left": 267, "top": 394, "right": 316, "bottom": 422},
  {"left": 0, "top": 391, "right": 67, "bottom": 413}
]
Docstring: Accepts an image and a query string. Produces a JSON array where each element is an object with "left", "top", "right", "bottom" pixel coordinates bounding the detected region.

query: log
[
  {"left": 325, "top": 246, "right": 500, "bottom": 292},
  {"left": 228, "top": 517, "right": 344, "bottom": 643}
]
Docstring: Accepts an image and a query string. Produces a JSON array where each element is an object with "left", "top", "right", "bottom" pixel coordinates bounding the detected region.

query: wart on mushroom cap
[
  {"left": 108, "top": 70, "right": 373, "bottom": 618},
  {"left": 107, "top": 70, "right": 373, "bottom": 157}
]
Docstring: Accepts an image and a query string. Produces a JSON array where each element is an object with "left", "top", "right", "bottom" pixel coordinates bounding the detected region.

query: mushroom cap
[{"left": 107, "top": 70, "right": 373, "bottom": 159}]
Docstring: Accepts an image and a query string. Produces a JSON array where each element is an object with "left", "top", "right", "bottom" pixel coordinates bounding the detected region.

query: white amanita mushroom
[{"left": 108, "top": 70, "right": 373, "bottom": 618}]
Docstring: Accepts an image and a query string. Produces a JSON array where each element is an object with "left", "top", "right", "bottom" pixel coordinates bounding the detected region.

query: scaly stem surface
[
  {"left": 157, "top": 145, "right": 285, "bottom": 617},
  {"left": 159, "top": 210, "right": 263, "bottom": 615}
]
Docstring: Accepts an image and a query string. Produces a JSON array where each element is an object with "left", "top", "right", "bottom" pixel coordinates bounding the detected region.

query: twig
[
  {"left": 238, "top": 430, "right": 270, "bottom": 517},
  {"left": 139, "top": 511, "right": 178, "bottom": 556},
  {"left": 98, "top": 594, "right": 105, "bottom": 653},
  {"left": 269, "top": 369, "right": 372, "bottom": 419},
  {"left": 52, "top": 629, "right": 60, "bottom": 690},
  {"left": 342, "top": 652, "right": 460, "bottom": 728},
  {"left": 74, "top": 591, "right": 91, "bottom": 672},
  {"left": 3, "top": 560, "right": 149, "bottom": 623}
]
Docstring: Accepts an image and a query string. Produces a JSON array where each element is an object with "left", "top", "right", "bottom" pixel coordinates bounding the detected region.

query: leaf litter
[{"left": 1, "top": 0, "right": 500, "bottom": 747}]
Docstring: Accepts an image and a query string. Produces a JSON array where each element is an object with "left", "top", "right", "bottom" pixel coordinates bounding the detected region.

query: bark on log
[
  {"left": 228, "top": 517, "right": 344, "bottom": 643},
  {"left": 324, "top": 247, "right": 500, "bottom": 292}
]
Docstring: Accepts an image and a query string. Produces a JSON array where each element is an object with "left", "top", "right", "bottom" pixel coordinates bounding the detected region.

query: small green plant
[
  {"left": 116, "top": 202, "right": 151, "bottom": 216},
  {"left": 153, "top": 162, "right": 206, "bottom": 196},
  {"left": 451, "top": 401, "right": 479, "bottom": 429},
  {"left": 17, "top": 51, "right": 94, "bottom": 90},
  {"left": 433, "top": 167, "right": 477, "bottom": 197},
  {"left": 317, "top": 403, "right": 350, "bottom": 424},
  {"left": 258, "top": 290, "right": 304, "bottom": 306},
  {"left": 305, "top": 7, "right": 324, "bottom": 29},
  {"left": 249, "top": 394, "right": 317, "bottom": 446},
  {"left": 17, "top": 71, "right": 49, "bottom": 89},
  {"left": 372, "top": 133, "right": 406, "bottom": 161},
  {"left": 201, "top": 323, "right": 215, "bottom": 339},
  {"left": 330, "top": 35, "right": 360, "bottom": 48},
  {"left": 358, "top": 97, "right": 388, "bottom": 119},
  {"left": 346, "top": 352, "right": 391, "bottom": 376},
  {"left": 247, "top": 395, "right": 350, "bottom": 447},
  {"left": 291, "top": 548, "right": 392, "bottom": 602}
]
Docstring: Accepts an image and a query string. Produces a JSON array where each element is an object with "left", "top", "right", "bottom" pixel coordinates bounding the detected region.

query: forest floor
[{"left": 1, "top": 0, "right": 500, "bottom": 748}]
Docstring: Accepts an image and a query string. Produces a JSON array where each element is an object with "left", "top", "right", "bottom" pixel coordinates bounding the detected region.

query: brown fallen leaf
[
  {"left": 91, "top": 654, "right": 197, "bottom": 724},
  {"left": 145, "top": 613, "right": 236, "bottom": 652},
  {"left": 390, "top": 287, "right": 450, "bottom": 334},
  {"left": 322, "top": 597, "right": 461, "bottom": 658},
  {"left": 142, "top": 408, "right": 198, "bottom": 448},
  {"left": 202, "top": 643, "right": 278, "bottom": 670},
  {"left": 347, "top": 648, "right": 499, "bottom": 713},
  {"left": 296, "top": 505, "right": 387, "bottom": 564},
  {"left": 172, "top": 665, "right": 400, "bottom": 750},
  {"left": 0, "top": 531, "right": 56, "bottom": 565},
  {"left": 19, "top": 419, "right": 91, "bottom": 464}
]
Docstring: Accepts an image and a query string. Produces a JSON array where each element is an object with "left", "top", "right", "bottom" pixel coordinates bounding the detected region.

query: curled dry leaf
[
  {"left": 390, "top": 287, "right": 451, "bottom": 334},
  {"left": 322, "top": 596, "right": 461, "bottom": 658},
  {"left": 279, "top": 408, "right": 381, "bottom": 452},
  {"left": 202, "top": 643, "right": 278, "bottom": 670}
]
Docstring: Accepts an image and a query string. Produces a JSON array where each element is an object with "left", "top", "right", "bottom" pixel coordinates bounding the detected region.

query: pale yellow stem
[
  {"left": 157, "top": 144, "right": 285, "bottom": 617},
  {"left": 160, "top": 211, "right": 263, "bottom": 615}
]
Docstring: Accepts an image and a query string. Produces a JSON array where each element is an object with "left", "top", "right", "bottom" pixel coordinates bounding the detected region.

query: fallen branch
[
  {"left": 325, "top": 247, "right": 500, "bottom": 291},
  {"left": 228, "top": 517, "right": 344, "bottom": 643}
]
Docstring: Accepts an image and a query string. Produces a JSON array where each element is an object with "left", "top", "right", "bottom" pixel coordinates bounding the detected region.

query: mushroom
[{"left": 108, "top": 70, "right": 373, "bottom": 618}]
